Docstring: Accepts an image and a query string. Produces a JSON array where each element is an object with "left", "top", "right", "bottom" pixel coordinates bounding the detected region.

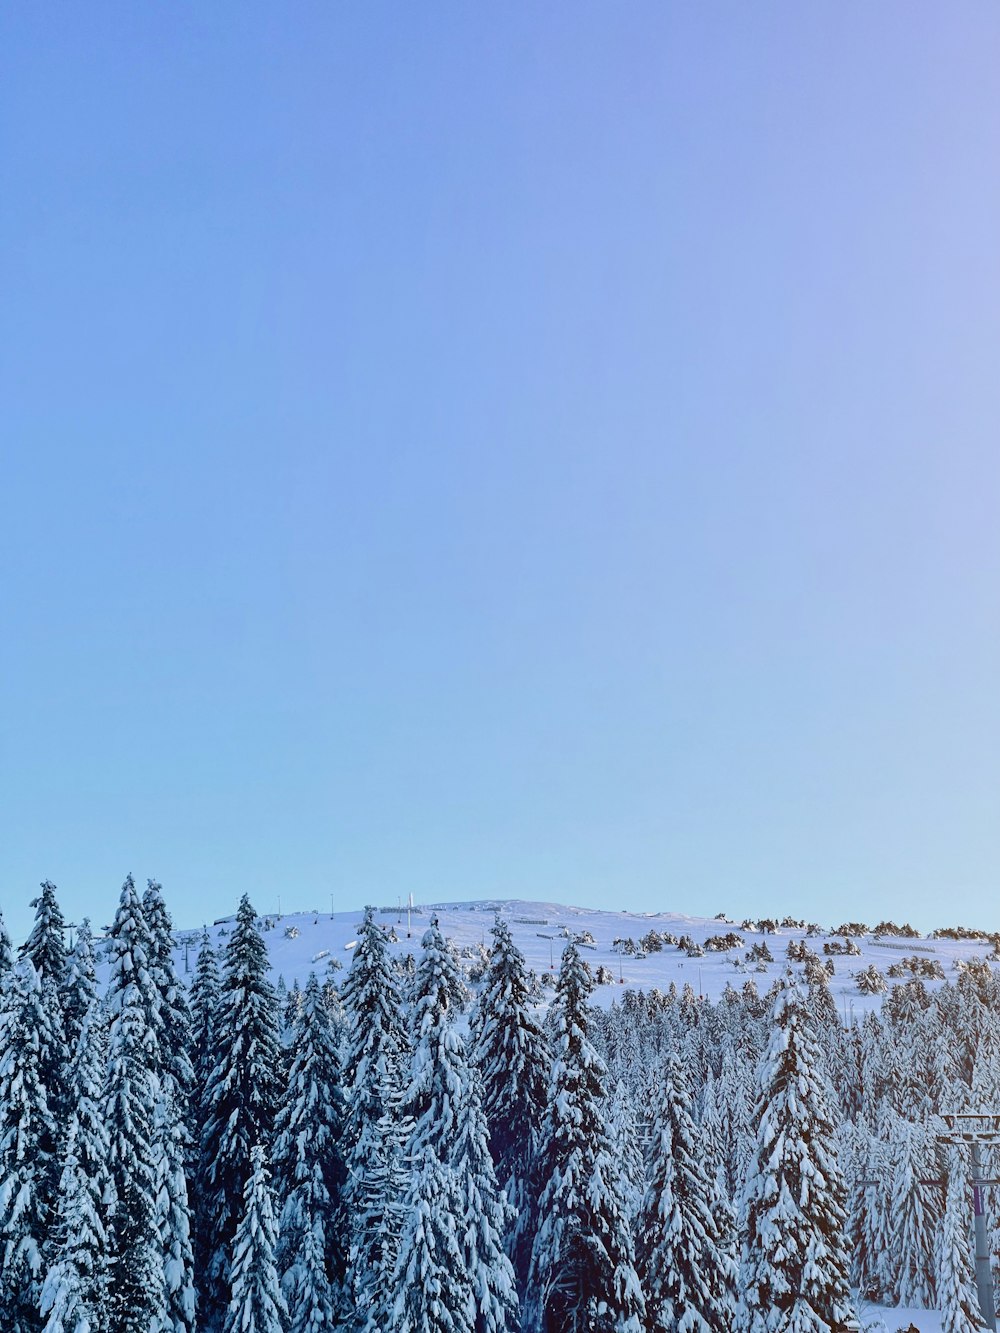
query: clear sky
[{"left": 3, "top": 5, "right": 1000, "bottom": 944}]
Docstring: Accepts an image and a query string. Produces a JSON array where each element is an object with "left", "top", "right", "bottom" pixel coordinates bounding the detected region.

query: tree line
[{"left": 0, "top": 879, "right": 992, "bottom": 1333}]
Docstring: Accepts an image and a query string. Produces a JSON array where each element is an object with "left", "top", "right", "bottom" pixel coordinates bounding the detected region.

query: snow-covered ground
[
  {"left": 133, "top": 896, "right": 998, "bottom": 1017},
  {"left": 857, "top": 1305, "right": 944, "bottom": 1333}
]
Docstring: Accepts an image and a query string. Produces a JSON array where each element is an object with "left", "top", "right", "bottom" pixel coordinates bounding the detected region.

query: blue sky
[{"left": 3, "top": 5, "right": 1000, "bottom": 943}]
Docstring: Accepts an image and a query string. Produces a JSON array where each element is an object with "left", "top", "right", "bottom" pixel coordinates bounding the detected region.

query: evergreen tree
[
  {"left": 636, "top": 1048, "right": 737, "bottom": 1333},
  {"left": 286, "top": 1215, "right": 335, "bottom": 1333},
  {"left": 40, "top": 1114, "right": 108, "bottom": 1333},
  {"left": 0, "top": 959, "right": 58, "bottom": 1333},
  {"left": 527, "top": 943, "right": 645, "bottom": 1333},
  {"left": 407, "top": 917, "right": 469, "bottom": 1159},
  {"left": 341, "top": 907, "right": 410, "bottom": 1325},
  {"left": 19, "top": 881, "right": 71, "bottom": 1135},
  {"left": 103, "top": 876, "right": 166, "bottom": 1333},
  {"left": 938, "top": 1147, "right": 985, "bottom": 1333},
  {"left": 189, "top": 928, "right": 220, "bottom": 1291},
  {"left": 390, "top": 918, "right": 478, "bottom": 1333},
  {"left": 62, "top": 920, "right": 98, "bottom": 1057},
  {"left": 143, "top": 881, "right": 194, "bottom": 1108},
  {"left": 391, "top": 1149, "right": 474, "bottom": 1333},
  {"left": 452, "top": 1065, "right": 519, "bottom": 1333},
  {"left": 66, "top": 1001, "right": 113, "bottom": 1322},
  {"left": 224, "top": 1145, "right": 288, "bottom": 1333},
  {"left": 473, "top": 915, "right": 547, "bottom": 1289},
  {"left": 607, "top": 1080, "right": 644, "bottom": 1220},
  {"left": 891, "top": 1118, "right": 938, "bottom": 1310},
  {"left": 272, "top": 973, "right": 348, "bottom": 1312},
  {"left": 341, "top": 907, "right": 409, "bottom": 1118},
  {"left": 143, "top": 882, "right": 196, "bottom": 1333},
  {"left": 154, "top": 1090, "right": 197, "bottom": 1333},
  {"left": 20, "top": 879, "right": 68, "bottom": 983},
  {"left": 190, "top": 929, "right": 220, "bottom": 1099},
  {"left": 739, "top": 981, "right": 855, "bottom": 1333},
  {"left": 200, "top": 896, "right": 281, "bottom": 1324}
]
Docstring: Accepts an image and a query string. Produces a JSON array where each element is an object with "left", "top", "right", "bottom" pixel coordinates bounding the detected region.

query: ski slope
[{"left": 138, "top": 897, "right": 998, "bottom": 1019}]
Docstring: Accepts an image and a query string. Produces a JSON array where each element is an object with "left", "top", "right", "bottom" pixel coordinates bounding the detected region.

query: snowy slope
[{"left": 97, "top": 897, "right": 998, "bottom": 1019}]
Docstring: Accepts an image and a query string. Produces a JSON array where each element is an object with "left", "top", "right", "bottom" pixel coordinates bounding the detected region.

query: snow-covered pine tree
[
  {"left": 391, "top": 1148, "right": 474, "bottom": 1333},
  {"left": 143, "top": 881, "right": 194, "bottom": 1110},
  {"left": 285, "top": 1214, "right": 335, "bottom": 1333},
  {"left": 19, "top": 880, "right": 71, "bottom": 1135},
  {"left": 20, "top": 879, "right": 68, "bottom": 981},
  {"left": 452, "top": 1062, "right": 519, "bottom": 1333},
  {"left": 189, "top": 927, "right": 220, "bottom": 1313},
  {"left": 938, "top": 1146, "right": 985, "bottom": 1333},
  {"left": 65, "top": 999, "right": 113, "bottom": 1322},
  {"left": 142, "top": 882, "right": 196, "bottom": 1333},
  {"left": 407, "top": 916, "right": 470, "bottom": 1157},
  {"left": 607, "top": 1079, "right": 644, "bottom": 1220},
  {"left": 739, "top": 980, "right": 856, "bottom": 1333},
  {"left": 0, "top": 959, "right": 58, "bottom": 1333},
  {"left": 844, "top": 1123, "right": 885, "bottom": 1304},
  {"left": 200, "top": 896, "right": 281, "bottom": 1325},
  {"left": 190, "top": 929, "right": 220, "bottom": 1099},
  {"left": 223, "top": 1144, "right": 289, "bottom": 1333},
  {"left": 154, "top": 1089, "right": 197, "bottom": 1333},
  {"left": 390, "top": 917, "right": 478, "bottom": 1333},
  {"left": 473, "top": 915, "right": 548, "bottom": 1290},
  {"left": 103, "top": 876, "right": 166, "bottom": 1333},
  {"left": 891, "top": 1117, "right": 938, "bottom": 1310},
  {"left": 636, "top": 1047, "right": 737, "bottom": 1333},
  {"left": 340, "top": 906, "right": 411, "bottom": 1325},
  {"left": 526, "top": 942, "right": 644, "bottom": 1333},
  {"left": 272, "top": 973, "right": 348, "bottom": 1315},
  {"left": 61, "top": 919, "right": 98, "bottom": 1057},
  {"left": 40, "top": 1112, "right": 109, "bottom": 1333}
]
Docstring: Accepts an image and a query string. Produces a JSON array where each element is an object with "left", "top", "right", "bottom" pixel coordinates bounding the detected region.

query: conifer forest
[{"left": 3, "top": 879, "right": 1000, "bottom": 1333}]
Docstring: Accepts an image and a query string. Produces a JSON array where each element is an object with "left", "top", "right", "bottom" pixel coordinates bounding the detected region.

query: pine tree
[
  {"left": 391, "top": 1149, "right": 474, "bottom": 1333},
  {"left": 286, "top": 1215, "right": 335, "bottom": 1333},
  {"left": 341, "top": 907, "right": 411, "bottom": 1325},
  {"left": 190, "top": 929, "right": 220, "bottom": 1098},
  {"left": 892, "top": 1118, "right": 937, "bottom": 1309},
  {"left": 40, "top": 1113, "right": 108, "bottom": 1333},
  {"left": 143, "top": 882, "right": 196, "bottom": 1333},
  {"left": 143, "top": 881, "right": 194, "bottom": 1109},
  {"left": 272, "top": 973, "right": 348, "bottom": 1313},
  {"left": 20, "top": 879, "right": 68, "bottom": 982},
  {"left": 389, "top": 918, "right": 478, "bottom": 1333},
  {"left": 407, "top": 916, "right": 470, "bottom": 1159},
  {"left": 104, "top": 876, "right": 166, "bottom": 1333},
  {"left": 0, "top": 959, "right": 58, "bottom": 1333},
  {"left": 472, "top": 915, "right": 547, "bottom": 1289},
  {"left": 19, "top": 881, "right": 71, "bottom": 1136},
  {"left": 189, "top": 927, "right": 220, "bottom": 1293},
  {"left": 224, "top": 1144, "right": 288, "bottom": 1333},
  {"left": 200, "top": 896, "right": 281, "bottom": 1324},
  {"left": 636, "top": 1048, "right": 737, "bottom": 1333},
  {"left": 527, "top": 943, "right": 645, "bottom": 1333},
  {"left": 154, "top": 1090, "right": 197, "bottom": 1333},
  {"left": 607, "top": 1080, "right": 644, "bottom": 1220},
  {"left": 452, "top": 1064, "right": 519, "bottom": 1333},
  {"left": 66, "top": 1000, "right": 113, "bottom": 1322},
  {"left": 739, "top": 981, "right": 856, "bottom": 1333},
  {"left": 938, "top": 1147, "right": 985, "bottom": 1333},
  {"left": 62, "top": 920, "right": 98, "bottom": 1057}
]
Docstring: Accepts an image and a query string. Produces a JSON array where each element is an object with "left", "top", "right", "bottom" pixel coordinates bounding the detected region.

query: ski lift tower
[{"left": 938, "top": 1112, "right": 1000, "bottom": 1331}]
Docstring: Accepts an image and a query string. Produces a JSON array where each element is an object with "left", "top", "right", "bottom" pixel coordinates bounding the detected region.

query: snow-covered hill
[{"left": 127, "top": 897, "right": 999, "bottom": 1018}]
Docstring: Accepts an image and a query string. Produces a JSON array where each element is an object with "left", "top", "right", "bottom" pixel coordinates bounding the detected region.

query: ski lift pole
[
  {"left": 939, "top": 1113, "right": 999, "bottom": 1331},
  {"left": 971, "top": 1140, "right": 996, "bottom": 1331}
]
